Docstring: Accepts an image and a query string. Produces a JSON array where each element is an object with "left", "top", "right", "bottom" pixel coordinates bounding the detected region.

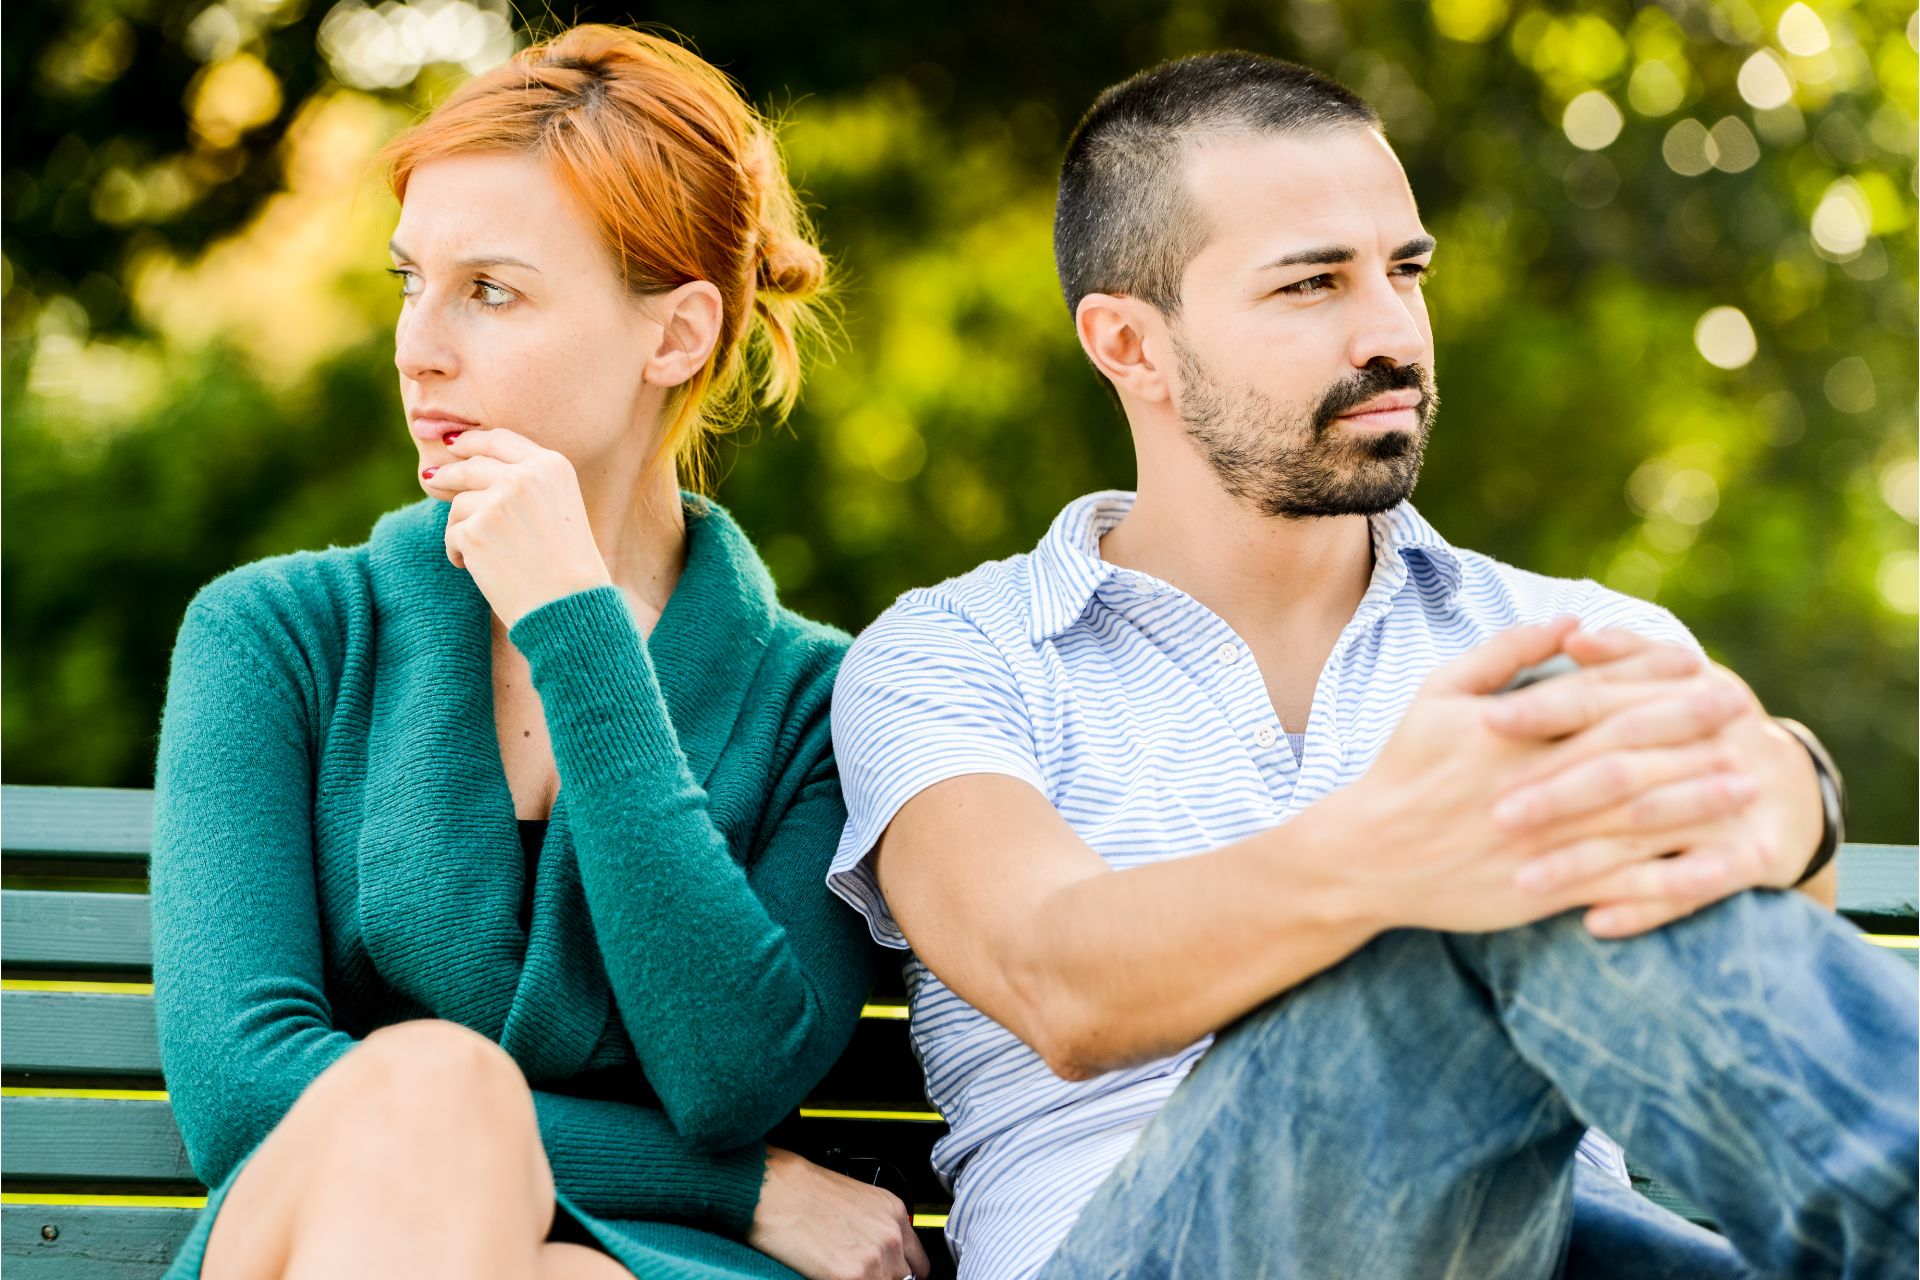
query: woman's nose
[{"left": 393, "top": 303, "right": 458, "bottom": 382}]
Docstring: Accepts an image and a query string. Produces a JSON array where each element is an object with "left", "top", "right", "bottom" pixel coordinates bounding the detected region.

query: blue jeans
[{"left": 1037, "top": 890, "right": 1918, "bottom": 1279}]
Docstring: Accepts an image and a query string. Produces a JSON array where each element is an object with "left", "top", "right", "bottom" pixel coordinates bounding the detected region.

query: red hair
[{"left": 378, "top": 25, "right": 827, "bottom": 488}]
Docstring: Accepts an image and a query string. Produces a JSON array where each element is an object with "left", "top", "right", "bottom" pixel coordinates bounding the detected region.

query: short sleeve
[
  {"left": 1571, "top": 583, "right": 1706, "bottom": 659},
  {"left": 828, "top": 599, "right": 1047, "bottom": 948}
]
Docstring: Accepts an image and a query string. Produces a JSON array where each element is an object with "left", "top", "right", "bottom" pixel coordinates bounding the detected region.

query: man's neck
[{"left": 1098, "top": 473, "right": 1376, "bottom": 647}]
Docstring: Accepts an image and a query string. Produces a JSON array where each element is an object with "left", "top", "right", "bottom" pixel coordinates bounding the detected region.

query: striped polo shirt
[{"left": 828, "top": 490, "right": 1694, "bottom": 1278}]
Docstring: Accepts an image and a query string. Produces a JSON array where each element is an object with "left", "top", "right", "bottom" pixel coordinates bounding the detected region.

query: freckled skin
[{"left": 389, "top": 152, "right": 670, "bottom": 480}]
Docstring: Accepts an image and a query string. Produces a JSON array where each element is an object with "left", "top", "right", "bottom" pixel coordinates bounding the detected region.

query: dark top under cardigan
[{"left": 148, "top": 495, "right": 876, "bottom": 1278}]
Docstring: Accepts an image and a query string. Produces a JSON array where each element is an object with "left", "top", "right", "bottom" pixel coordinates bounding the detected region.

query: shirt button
[
  {"left": 1216, "top": 642, "right": 1240, "bottom": 665},
  {"left": 1254, "top": 724, "right": 1278, "bottom": 748}
]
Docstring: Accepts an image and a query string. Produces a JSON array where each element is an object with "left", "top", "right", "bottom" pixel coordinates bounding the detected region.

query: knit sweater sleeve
[
  {"left": 150, "top": 591, "right": 357, "bottom": 1188},
  {"left": 509, "top": 587, "right": 875, "bottom": 1152},
  {"left": 150, "top": 585, "right": 774, "bottom": 1235}
]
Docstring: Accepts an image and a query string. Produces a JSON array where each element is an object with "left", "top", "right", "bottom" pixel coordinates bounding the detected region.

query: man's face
[{"left": 1168, "top": 127, "right": 1437, "bottom": 519}]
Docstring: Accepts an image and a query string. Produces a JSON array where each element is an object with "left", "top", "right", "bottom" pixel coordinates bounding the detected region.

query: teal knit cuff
[{"left": 508, "top": 586, "right": 683, "bottom": 789}]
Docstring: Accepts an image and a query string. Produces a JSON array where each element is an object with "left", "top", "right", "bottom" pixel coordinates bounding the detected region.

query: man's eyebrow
[
  {"left": 1262, "top": 245, "right": 1356, "bottom": 269},
  {"left": 1259, "top": 236, "right": 1438, "bottom": 271},
  {"left": 386, "top": 241, "right": 543, "bottom": 273}
]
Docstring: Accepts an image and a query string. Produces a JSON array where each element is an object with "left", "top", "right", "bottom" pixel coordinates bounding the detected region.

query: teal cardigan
[{"left": 149, "top": 496, "right": 874, "bottom": 1278}]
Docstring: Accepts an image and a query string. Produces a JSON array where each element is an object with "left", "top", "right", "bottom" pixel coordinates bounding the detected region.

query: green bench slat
[
  {"left": 2, "top": 993, "right": 161, "bottom": 1077},
  {"left": 1, "top": 894, "right": 152, "bottom": 971},
  {"left": 1, "top": 789, "right": 156, "bottom": 861},
  {"left": 2, "top": 1205, "right": 198, "bottom": 1278},
  {"left": 0, "top": 1098, "right": 195, "bottom": 1183},
  {"left": 0, "top": 1090, "right": 952, "bottom": 1205},
  {"left": 1835, "top": 844, "right": 1918, "bottom": 925},
  {"left": 8, "top": 783, "right": 1912, "bottom": 921}
]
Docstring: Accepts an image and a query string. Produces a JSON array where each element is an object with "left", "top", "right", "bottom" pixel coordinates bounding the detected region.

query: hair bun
[{"left": 757, "top": 232, "right": 826, "bottom": 298}]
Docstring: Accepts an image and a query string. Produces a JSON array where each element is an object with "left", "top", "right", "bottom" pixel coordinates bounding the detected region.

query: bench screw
[{"left": 41, "top": 1224, "right": 58, "bottom": 1241}]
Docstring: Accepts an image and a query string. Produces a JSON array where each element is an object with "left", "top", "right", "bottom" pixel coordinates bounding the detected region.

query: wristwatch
[{"left": 1772, "top": 717, "right": 1845, "bottom": 885}]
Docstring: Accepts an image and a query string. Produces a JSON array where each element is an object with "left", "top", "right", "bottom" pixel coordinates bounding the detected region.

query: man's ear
[
  {"left": 1075, "top": 293, "right": 1174, "bottom": 407},
  {"left": 641, "top": 280, "right": 725, "bottom": 389}
]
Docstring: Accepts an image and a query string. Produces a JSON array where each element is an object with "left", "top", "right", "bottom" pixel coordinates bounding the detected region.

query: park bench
[{"left": 3, "top": 782, "right": 1915, "bottom": 1277}]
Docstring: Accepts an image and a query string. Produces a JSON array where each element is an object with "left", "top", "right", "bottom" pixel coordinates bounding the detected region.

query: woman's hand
[
  {"left": 424, "top": 428, "right": 612, "bottom": 628},
  {"left": 747, "top": 1146, "right": 930, "bottom": 1280}
]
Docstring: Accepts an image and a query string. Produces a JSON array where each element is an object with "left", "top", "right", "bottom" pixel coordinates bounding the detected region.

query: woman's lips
[{"left": 409, "top": 412, "right": 480, "bottom": 442}]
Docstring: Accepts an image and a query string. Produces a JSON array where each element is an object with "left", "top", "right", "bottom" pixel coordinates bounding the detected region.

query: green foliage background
[{"left": 4, "top": 0, "right": 1916, "bottom": 837}]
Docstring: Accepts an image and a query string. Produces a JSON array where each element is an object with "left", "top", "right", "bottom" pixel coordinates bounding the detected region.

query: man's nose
[{"left": 1347, "top": 278, "right": 1427, "bottom": 369}]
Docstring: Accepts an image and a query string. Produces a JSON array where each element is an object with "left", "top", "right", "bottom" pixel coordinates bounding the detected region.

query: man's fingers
[
  {"left": 1434, "top": 617, "right": 1579, "bottom": 696},
  {"left": 1486, "top": 657, "right": 1725, "bottom": 742},
  {"left": 1515, "top": 799, "right": 1746, "bottom": 896},
  {"left": 1583, "top": 894, "right": 1711, "bottom": 939},
  {"left": 1499, "top": 676, "right": 1752, "bottom": 790},
  {"left": 1557, "top": 844, "right": 1741, "bottom": 910},
  {"left": 1496, "top": 739, "right": 1749, "bottom": 833}
]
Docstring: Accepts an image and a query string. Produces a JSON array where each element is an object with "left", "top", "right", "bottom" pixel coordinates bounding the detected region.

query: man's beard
[{"left": 1172, "top": 333, "right": 1436, "bottom": 519}]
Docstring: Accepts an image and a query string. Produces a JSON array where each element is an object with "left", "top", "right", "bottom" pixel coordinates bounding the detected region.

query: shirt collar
[{"left": 1025, "top": 490, "right": 1464, "bottom": 644}]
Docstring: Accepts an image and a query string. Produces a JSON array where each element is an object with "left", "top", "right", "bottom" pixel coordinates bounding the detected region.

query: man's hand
[
  {"left": 1485, "top": 628, "right": 1824, "bottom": 938},
  {"left": 423, "top": 428, "right": 613, "bottom": 628},
  {"left": 1338, "top": 619, "right": 1761, "bottom": 937}
]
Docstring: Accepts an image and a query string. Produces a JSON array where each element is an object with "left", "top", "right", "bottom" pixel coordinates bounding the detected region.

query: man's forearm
[{"left": 1006, "top": 789, "right": 1385, "bottom": 1080}]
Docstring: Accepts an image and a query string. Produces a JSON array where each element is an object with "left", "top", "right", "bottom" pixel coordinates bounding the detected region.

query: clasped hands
[{"left": 1357, "top": 617, "right": 1824, "bottom": 939}]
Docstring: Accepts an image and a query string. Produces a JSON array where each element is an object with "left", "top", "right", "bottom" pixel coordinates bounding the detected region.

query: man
[{"left": 828, "top": 53, "right": 1917, "bottom": 1279}]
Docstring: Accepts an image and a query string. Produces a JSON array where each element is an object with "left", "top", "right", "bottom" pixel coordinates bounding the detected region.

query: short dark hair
[{"left": 1054, "top": 52, "right": 1380, "bottom": 317}]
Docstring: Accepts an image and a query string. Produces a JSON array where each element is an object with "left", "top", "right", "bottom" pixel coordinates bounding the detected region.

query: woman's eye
[
  {"left": 1280, "top": 274, "right": 1334, "bottom": 297},
  {"left": 385, "top": 267, "right": 419, "bottom": 298},
  {"left": 476, "top": 281, "right": 514, "bottom": 308}
]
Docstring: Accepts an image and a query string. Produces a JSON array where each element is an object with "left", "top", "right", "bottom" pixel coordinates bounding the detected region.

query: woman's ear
[{"left": 641, "top": 280, "right": 725, "bottom": 389}]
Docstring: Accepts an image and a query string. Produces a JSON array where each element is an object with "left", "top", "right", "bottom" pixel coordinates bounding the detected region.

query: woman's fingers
[
  {"left": 441, "top": 426, "right": 543, "bottom": 463},
  {"left": 902, "top": 1207, "right": 931, "bottom": 1278},
  {"left": 424, "top": 455, "right": 513, "bottom": 497}
]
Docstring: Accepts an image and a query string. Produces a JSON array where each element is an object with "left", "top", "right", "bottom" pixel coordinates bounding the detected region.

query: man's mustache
[{"left": 1312, "top": 364, "right": 1432, "bottom": 436}]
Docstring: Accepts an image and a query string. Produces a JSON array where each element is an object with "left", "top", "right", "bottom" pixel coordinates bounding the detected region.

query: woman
[{"left": 149, "top": 25, "right": 930, "bottom": 1280}]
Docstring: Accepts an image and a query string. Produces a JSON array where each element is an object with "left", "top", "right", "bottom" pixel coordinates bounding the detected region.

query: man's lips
[{"left": 1335, "top": 392, "right": 1422, "bottom": 429}]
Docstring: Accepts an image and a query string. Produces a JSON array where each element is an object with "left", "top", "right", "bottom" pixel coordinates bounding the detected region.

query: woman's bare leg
[
  {"left": 537, "top": 1243, "right": 636, "bottom": 1278},
  {"left": 202, "top": 1020, "right": 561, "bottom": 1280}
]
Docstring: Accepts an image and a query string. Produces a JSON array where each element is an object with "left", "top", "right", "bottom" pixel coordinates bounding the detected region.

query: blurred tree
[{"left": 4, "top": 0, "right": 1915, "bottom": 837}]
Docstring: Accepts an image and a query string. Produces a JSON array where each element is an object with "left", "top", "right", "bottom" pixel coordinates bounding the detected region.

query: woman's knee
[{"left": 311, "top": 1020, "right": 539, "bottom": 1144}]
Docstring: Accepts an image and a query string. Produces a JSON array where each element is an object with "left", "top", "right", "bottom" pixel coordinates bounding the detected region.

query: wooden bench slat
[
  {"left": 1836, "top": 844, "right": 1919, "bottom": 924},
  {"left": 0, "top": 1099, "right": 195, "bottom": 1183},
  {"left": 2, "top": 993, "right": 161, "bottom": 1077},
  {"left": 0, "top": 894, "right": 151, "bottom": 971},
  {"left": 1, "top": 789, "right": 155, "bottom": 860},
  {"left": 8, "top": 784, "right": 1909, "bottom": 922},
  {"left": 1, "top": 1204, "right": 198, "bottom": 1278}
]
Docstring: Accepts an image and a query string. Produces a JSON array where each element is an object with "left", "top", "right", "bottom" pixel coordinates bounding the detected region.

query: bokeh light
[
  {"left": 1562, "top": 90, "right": 1624, "bottom": 150},
  {"left": 1737, "top": 50, "right": 1794, "bottom": 110},
  {"left": 1811, "top": 178, "right": 1871, "bottom": 258},
  {"left": 1694, "top": 306, "right": 1757, "bottom": 369}
]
